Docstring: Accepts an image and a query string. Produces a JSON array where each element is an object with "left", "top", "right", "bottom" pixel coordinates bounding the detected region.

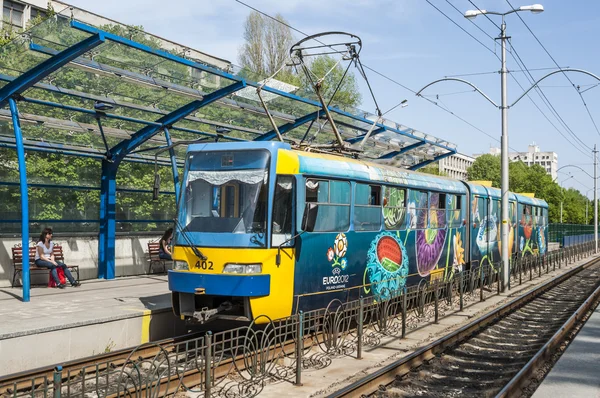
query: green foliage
[
  {"left": 0, "top": 16, "right": 180, "bottom": 234},
  {"left": 467, "top": 155, "right": 592, "bottom": 224},
  {"left": 418, "top": 164, "right": 446, "bottom": 177},
  {"left": 297, "top": 55, "right": 362, "bottom": 109},
  {"left": 238, "top": 11, "right": 361, "bottom": 109}
]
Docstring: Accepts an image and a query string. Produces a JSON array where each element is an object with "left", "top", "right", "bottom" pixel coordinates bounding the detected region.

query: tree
[
  {"left": 238, "top": 11, "right": 295, "bottom": 83},
  {"left": 298, "top": 55, "right": 362, "bottom": 109},
  {"left": 237, "top": 12, "right": 361, "bottom": 109},
  {"left": 467, "top": 154, "right": 500, "bottom": 184},
  {"left": 465, "top": 155, "right": 588, "bottom": 223},
  {"left": 418, "top": 164, "right": 446, "bottom": 176}
]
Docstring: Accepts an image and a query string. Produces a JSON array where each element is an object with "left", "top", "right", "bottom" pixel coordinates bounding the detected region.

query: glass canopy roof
[{"left": 0, "top": 7, "right": 456, "bottom": 170}]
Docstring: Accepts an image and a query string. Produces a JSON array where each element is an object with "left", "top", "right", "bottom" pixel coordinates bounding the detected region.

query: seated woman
[
  {"left": 35, "top": 228, "right": 80, "bottom": 289},
  {"left": 159, "top": 227, "right": 173, "bottom": 261}
]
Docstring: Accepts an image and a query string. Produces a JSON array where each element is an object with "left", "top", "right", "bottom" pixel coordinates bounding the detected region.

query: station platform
[
  {"left": 532, "top": 304, "right": 600, "bottom": 398},
  {"left": 0, "top": 275, "right": 187, "bottom": 377}
]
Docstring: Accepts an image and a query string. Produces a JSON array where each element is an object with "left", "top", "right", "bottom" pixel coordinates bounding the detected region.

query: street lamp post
[
  {"left": 552, "top": 162, "right": 598, "bottom": 244},
  {"left": 417, "top": 6, "right": 600, "bottom": 289},
  {"left": 558, "top": 175, "right": 573, "bottom": 223},
  {"left": 465, "top": 4, "right": 544, "bottom": 291}
]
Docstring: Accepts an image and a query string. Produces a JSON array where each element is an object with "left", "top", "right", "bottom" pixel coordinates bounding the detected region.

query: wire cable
[
  {"left": 508, "top": 41, "right": 592, "bottom": 155},
  {"left": 424, "top": 0, "right": 497, "bottom": 55},
  {"left": 468, "top": 0, "right": 502, "bottom": 30},
  {"left": 442, "top": 0, "right": 591, "bottom": 157},
  {"left": 233, "top": 0, "right": 500, "bottom": 147},
  {"left": 505, "top": 0, "right": 600, "bottom": 138}
]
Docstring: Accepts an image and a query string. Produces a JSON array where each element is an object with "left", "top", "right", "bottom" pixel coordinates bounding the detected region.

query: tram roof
[{"left": 0, "top": 7, "right": 456, "bottom": 169}]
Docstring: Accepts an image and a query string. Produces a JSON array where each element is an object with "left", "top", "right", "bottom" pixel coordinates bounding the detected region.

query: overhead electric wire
[
  {"left": 505, "top": 0, "right": 600, "bottom": 138},
  {"left": 507, "top": 41, "right": 592, "bottom": 156},
  {"left": 467, "top": 0, "right": 502, "bottom": 30},
  {"left": 444, "top": 0, "right": 590, "bottom": 156},
  {"left": 462, "top": 0, "right": 591, "bottom": 156},
  {"left": 444, "top": 0, "right": 496, "bottom": 42},
  {"left": 446, "top": 66, "right": 568, "bottom": 78},
  {"left": 233, "top": 0, "right": 500, "bottom": 147},
  {"left": 424, "top": 0, "right": 497, "bottom": 55}
]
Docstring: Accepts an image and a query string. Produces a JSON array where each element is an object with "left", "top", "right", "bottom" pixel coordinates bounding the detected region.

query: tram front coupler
[{"left": 193, "top": 301, "right": 233, "bottom": 323}]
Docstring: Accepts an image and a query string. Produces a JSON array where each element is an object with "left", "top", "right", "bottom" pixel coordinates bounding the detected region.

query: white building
[
  {"left": 484, "top": 144, "right": 558, "bottom": 180},
  {"left": 438, "top": 153, "right": 475, "bottom": 181},
  {"left": 1, "top": 0, "right": 232, "bottom": 71}
]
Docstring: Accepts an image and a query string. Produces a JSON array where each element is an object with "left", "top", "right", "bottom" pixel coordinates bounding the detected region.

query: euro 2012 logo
[{"left": 327, "top": 233, "right": 348, "bottom": 270}]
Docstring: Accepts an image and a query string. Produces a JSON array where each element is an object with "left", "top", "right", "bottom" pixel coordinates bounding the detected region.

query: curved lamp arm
[
  {"left": 511, "top": 68, "right": 600, "bottom": 107},
  {"left": 552, "top": 164, "right": 594, "bottom": 181},
  {"left": 415, "top": 77, "right": 499, "bottom": 108}
]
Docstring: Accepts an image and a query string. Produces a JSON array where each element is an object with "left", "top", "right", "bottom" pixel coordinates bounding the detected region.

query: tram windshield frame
[{"left": 178, "top": 149, "right": 271, "bottom": 248}]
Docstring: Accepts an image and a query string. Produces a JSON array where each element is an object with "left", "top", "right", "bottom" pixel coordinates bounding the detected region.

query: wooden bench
[
  {"left": 12, "top": 244, "right": 80, "bottom": 288},
  {"left": 147, "top": 241, "right": 168, "bottom": 274}
]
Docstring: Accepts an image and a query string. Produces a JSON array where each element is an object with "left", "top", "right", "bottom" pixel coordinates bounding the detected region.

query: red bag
[{"left": 47, "top": 267, "right": 67, "bottom": 287}]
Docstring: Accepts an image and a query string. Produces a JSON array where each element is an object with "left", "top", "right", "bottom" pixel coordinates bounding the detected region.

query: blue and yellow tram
[{"left": 168, "top": 141, "right": 548, "bottom": 323}]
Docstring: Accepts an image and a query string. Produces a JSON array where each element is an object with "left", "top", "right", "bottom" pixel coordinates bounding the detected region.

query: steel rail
[
  {"left": 497, "top": 283, "right": 600, "bottom": 397},
  {"left": 327, "top": 255, "right": 600, "bottom": 398},
  {"left": 0, "top": 332, "right": 202, "bottom": 394}
]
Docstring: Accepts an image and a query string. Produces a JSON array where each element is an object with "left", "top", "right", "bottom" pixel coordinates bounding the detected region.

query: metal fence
[
  {"left": 548, "top": 223, "right": 595, "bottom": 243},
  {"left": 0, "top": 242, "right": 595, "bottom": 398}
]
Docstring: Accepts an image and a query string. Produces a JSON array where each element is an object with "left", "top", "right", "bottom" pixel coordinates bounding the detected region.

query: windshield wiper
[{"left": 173, "top": 217, "right": 207, "bottom": 260}]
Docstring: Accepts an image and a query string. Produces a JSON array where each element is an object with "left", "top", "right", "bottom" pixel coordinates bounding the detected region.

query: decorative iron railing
[{"left": 0, "top": 242, "right": 595, "bottom": 398}]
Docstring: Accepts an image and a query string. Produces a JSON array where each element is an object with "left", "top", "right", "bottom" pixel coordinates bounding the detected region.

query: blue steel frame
[
  {"left": 1, "top": 18, "right": 456, "bottom": 300},
  {"left": 0, "top": 32, "right": 106, "bottom": 301},
  {"left": 98, "top": 80, "right": 246, "bottom": 279}
]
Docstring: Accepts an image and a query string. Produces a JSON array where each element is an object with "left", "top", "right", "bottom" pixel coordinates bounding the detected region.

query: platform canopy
[{"left": 0, "top": 8, "right": 456, "bottom": 300}]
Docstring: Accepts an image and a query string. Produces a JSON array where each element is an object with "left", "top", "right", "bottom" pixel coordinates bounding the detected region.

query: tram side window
[
  {"left": 410, "top": 190, "right": 428, "bottom": 229},
  {"left": 354, "top": 184, "right": 382, "bottom": 231},
  {"left": 383, "top": 186, "right": 406, "bottom": 230},
  {"left": 522, "top": 205, "right": 532, "bottom": 225},
  {"left": 446, "top": 194, "right": 462, "bottom": 228},
  {"left": 429, "top": 192, "right": 446, "bottom": 229},
  {"left": 305, "top": 179, "right": 350, "bottom": 232},
  {"left": 272, "top": 176, "right": 294, "bottom": 246}
]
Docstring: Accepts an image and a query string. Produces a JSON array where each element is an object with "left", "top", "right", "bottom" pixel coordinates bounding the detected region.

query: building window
[
  {"left": 31, "top": 7, "right": 47, "bottom": 20},
  {"left": 3, "top": 0, "right": 24, "bottom": 28}
]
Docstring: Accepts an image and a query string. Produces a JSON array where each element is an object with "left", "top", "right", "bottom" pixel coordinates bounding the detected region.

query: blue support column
[
  {"left": 98, "top": 80, "right": 246, "bottom": 279},
  {"left": 8, "top": 98, "right": 30, "bottom": 301},
  {"left": 163, "top": 127, "right": 180, "bottom": 206},
  {"left": 98, "top": 160, "right": 117, "bottom": 279}
]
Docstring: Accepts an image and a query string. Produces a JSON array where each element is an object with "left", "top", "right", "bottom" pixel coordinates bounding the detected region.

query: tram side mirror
[
  {"left": 152, "top": 173, "right": 161, "bottom": 201},
  {"left": 301, "top": 203, "right": 318, "bottom": 233}
]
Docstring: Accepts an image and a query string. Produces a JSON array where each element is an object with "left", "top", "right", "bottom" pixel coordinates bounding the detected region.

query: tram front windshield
[{"left": 181, "top": 149, "right": 270, "bottom": 247}]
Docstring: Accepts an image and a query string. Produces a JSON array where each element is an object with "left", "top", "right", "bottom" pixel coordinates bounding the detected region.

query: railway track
[
  {"left": 328, "top": 256, "right": 600, "bottom": 398},
  {"left": 0, "top": 331, "right": 206, "bottom": 397}
]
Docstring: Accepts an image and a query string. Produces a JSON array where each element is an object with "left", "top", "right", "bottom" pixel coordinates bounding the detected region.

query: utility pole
[
  {"left": 560, "top": 200, "right": 563, "bottom": 223},
  {"left": 500, "top": 19, "right": 510, "bottom": 292},
  {"left": 594, "top": 144, "right": 598, "bottom": 253}
]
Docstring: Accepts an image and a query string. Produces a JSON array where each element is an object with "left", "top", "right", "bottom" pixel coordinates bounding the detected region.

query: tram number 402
[{"left": 194, "top": 260, "right": 214, "bottom": 270}]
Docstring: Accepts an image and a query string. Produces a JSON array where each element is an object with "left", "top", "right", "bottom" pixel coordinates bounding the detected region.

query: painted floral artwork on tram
[
  {"left": 521, "top": 205, "right": 536, "bottom": 256},
  {"left": 415, "top": 192, "right": 447, "bottom": 277},
  {"left": 365, "top": 231, "right": 409, "bottom": 300}
]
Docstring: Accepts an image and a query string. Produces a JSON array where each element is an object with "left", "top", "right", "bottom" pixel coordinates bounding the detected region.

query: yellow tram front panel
[{"left": 171, "top": 246, "right": 295, "bottom": 321}]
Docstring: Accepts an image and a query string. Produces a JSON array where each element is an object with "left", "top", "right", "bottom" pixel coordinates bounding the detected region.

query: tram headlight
[
  {"left": 223, "top": 263, "right": 262, "bottom": 274},
  {"left": 173, "top": 260, "right": 189, "bottom": 271}
]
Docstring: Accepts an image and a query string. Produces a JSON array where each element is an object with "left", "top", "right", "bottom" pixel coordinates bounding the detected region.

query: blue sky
[{"left": 69, "top": 0, "right": 600, "bottom": 195}]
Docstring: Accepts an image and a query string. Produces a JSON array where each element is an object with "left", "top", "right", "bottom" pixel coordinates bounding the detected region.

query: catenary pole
[
  {"left": 594, "top": 144, "right": 598, "bottom": 253},
  {"left": 500, "top": 20, "right": 510, "bottom": 291}
]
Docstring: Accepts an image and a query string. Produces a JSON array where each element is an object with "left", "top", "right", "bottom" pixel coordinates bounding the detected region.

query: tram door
[{"left": 470, "top": 194, "right": 489, "bottom": 267}]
